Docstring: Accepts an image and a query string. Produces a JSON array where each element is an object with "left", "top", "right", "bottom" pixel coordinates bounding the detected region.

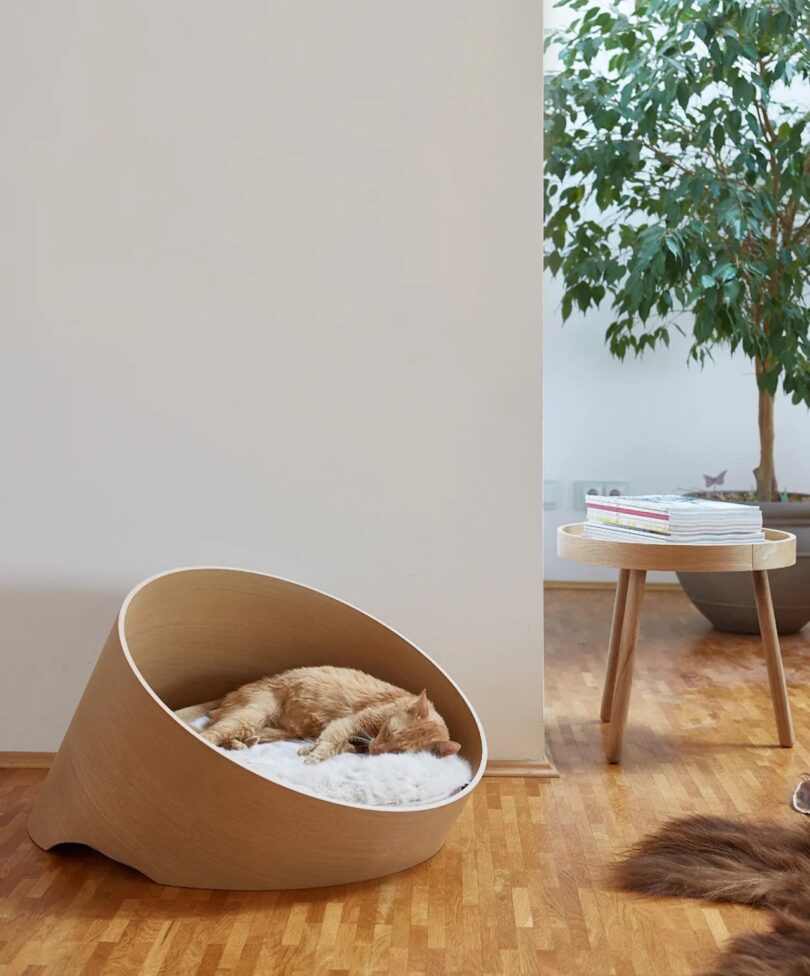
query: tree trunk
[{"left": 754, "top": 363, "right": 778, "bottom": 502}]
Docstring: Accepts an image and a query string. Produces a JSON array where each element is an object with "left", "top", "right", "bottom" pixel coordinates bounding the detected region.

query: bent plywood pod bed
[{"left": 28, "top": 568, "right": 486, "bottom": 890}]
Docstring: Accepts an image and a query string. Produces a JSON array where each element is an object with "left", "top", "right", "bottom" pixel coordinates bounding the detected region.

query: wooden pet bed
[{"left": 27, "top": 568, "right": 487, "bottom": 890}]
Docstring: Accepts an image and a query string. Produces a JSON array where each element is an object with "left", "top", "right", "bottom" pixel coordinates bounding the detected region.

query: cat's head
[{"left": 368, "top": 690, "right": 461, "bottom": 758}]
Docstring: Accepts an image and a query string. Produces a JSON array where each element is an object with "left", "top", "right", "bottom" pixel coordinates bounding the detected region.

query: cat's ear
[
  {"left": 431, "top": 740, "right": 461, "bottom": 758},
  {"left": 408, "top": 690, "right": 430, "bottom": 720}
]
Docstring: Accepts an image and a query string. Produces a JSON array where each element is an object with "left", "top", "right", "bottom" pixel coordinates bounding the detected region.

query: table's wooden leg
[
  {"left": 752, "top": 570, "right": 794, "bottom": 748},
  {"left": 601, "top": 569, "right": 630, "bottom": 723},
  {"left": 605, "top": 569, "right": 646, "bottom": 764}
]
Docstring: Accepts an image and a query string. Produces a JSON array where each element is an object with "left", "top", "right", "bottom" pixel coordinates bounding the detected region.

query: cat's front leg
[{"left": 300, "top": 717, "right": 357, "bottom": 764}]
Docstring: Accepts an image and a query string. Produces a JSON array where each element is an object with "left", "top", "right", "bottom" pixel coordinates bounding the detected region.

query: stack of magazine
[{"left": 583, "top": 494, "right": 764, "bottom": 545}]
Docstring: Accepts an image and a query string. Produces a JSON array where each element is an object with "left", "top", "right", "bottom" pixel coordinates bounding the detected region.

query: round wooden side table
[{"left": 557, "top": 523, "right": 797, "bottom": 763}]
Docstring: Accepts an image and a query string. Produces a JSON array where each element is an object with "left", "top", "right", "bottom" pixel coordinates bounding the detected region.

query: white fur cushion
[{"left": 189, "top": 715, "right": 472, "bottom": 807}]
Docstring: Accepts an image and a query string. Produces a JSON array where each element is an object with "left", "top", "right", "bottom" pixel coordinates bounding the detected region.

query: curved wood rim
[
  {"left": 557, "top": 524, "right": 797, "bottom": 572},
  {"left": 117, "top": 566, "right": 488, "bottom": 814}
]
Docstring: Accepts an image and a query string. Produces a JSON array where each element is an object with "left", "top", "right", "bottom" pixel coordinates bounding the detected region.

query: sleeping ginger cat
[{"left": 199, "top": 666, "right": 461, "bottom": 764}]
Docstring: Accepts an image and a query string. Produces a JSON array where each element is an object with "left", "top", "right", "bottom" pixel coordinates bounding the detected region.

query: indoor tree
[{"left": 545, "top": 0, "right": 810, "bottom": 500}]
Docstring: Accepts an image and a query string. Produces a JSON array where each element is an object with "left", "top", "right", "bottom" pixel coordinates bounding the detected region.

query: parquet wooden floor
[{"left": 2, "top": 588, "right": 810, "bottom": 975}]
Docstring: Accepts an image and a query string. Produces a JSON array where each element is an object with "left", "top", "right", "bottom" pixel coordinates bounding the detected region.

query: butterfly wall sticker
[{"left": 703, "top": 470, "right": 727, "bottom": 488}]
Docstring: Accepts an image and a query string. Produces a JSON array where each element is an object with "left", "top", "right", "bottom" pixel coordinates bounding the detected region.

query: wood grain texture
[
  {"left": 27, "top": 569, "right": 486, "bottom": 890},
  {"left": 545, "top": 579, "right": 682, "bottom": 590},
  {"left": 0, "top": 753, "right": 53, "bottom": 769},
  {"left": 605, "top": 570, "right": 646, "bottom": 763},
  {"left": 557, "top": 522, "right": 796, "bottom": 572},
  {"left": 559, "top": 526, "right": 796, "bottom": 762},
  {"left": 4, "top": 589, "right": 810, "bottom": 974},
  {"left": 2, "top": 754, "right": 561, "bottom": 779},
  {"left": 484, "top": 760, "right": 558, "bottom": 778},
  {"left": 600, "top": 568, "right": 630, "bottom": 723},
  {"left": 752, "top": 570, "right": 795, "bottom": 747}
]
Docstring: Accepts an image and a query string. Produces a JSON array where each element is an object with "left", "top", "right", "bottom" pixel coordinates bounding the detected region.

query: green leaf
[
  {"left": 714, "top": 264, "right": 737, "bottom": 282},
  {"left": 732, "top": 76, "right": 756, "bottom": 107}
]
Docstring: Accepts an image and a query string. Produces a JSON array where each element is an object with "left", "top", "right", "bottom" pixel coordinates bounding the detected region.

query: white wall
[{"left": 0, "top": 2, "right": 544, "bottom": 759}]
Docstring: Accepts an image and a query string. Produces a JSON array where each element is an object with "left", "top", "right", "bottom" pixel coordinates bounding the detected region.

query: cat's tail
[
  {"left": 700, "top": 911, "right": 810, "bottom": 976},
  {"left": 611, "top": 814, "right": 810, "bottom": 910}
]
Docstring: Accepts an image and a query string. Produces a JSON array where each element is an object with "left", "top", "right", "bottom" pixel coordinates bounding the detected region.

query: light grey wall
[{"left": 1, "top": 2, "right": 544, "bottom": 758}]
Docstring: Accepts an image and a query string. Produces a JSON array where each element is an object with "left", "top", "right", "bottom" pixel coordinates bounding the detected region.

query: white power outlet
[
  {"left": 574, "top": 481, "right": 604, "bottom": 510},
  {"left": 602, "top": 481, "right": 630, "bottom": 498},
  {"left": 573, "top": 480, "right": 631, "bottom": 510}
]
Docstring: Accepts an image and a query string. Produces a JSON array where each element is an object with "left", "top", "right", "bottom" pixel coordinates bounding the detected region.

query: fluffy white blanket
[{"left": 189, "top": 716, "right": 472, "bottom": 807}]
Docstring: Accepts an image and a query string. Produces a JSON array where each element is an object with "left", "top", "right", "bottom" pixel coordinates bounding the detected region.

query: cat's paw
[
  {"left": 297, "top": 743, "right": 316, "bottom": 757},
  {"left": 303, "top": 746, "right": 338, "bottom": 764},
  {"left": 221, "top": 738, "right": 248, "bottom": 751}
]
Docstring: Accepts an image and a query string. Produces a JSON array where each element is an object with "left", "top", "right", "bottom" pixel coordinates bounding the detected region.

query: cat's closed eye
[{"left": 348, "top": 734, "right": 371, "bottom": 752}]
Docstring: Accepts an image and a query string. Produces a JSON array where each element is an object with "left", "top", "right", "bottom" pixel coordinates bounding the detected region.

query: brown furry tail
[
  {"left": 702, "top": 914, "right": 810, "bottom": 976},
  {"left": 611, "top": 814, "right": 810, "bottom": 910},
  {"left": 611, "top": 814, "right": 810, "bottom": 976}
]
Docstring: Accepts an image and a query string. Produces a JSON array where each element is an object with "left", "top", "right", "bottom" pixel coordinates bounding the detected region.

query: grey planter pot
[{"left": 677, "top": 501, "right": 810, "bottom": 634}]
